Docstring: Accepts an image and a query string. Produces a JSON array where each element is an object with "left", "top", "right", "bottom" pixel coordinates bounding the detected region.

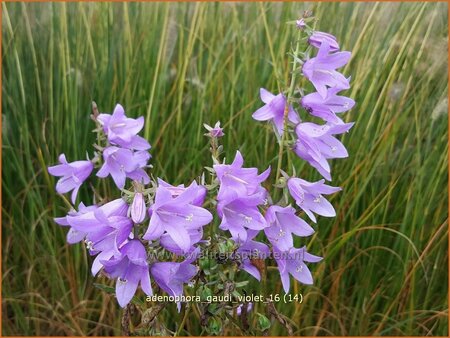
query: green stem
[
  {"left": 275, "top": 30, "right": 303, "bottom": 183},
  {"left": 175, "top": 303, "right": 190, "bottom": 336}
]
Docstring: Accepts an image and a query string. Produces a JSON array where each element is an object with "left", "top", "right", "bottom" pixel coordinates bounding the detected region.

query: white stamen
[
  {"left": 296, "top": 266, "right": 303, "bottom": 272},
  {"left": 185, "top": 214, "right": 194, "bottom": 222},
  {"left": 313, "top": 196, "right": 321, "bottom": 203},
  {"left": 84, "top": 240, "right": 94, "bottom": 250}
]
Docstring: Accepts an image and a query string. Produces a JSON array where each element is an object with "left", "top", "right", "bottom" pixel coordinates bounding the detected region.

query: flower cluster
[
  {"left": 251, "top": 24, "right": 354, "bottom": 292},
  {"left": 49, "top": 105, "right": 212, "bottom": 308},
  {"left": 213, "top": 151, "right": 271, "bottom": 279},
  {"left": 48, "top": 16, "right": 354, "bottom": 328}
]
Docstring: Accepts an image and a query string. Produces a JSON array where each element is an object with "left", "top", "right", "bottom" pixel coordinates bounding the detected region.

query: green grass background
[{"left": 2, "top": 1, "right": 448, "bottom": 336}]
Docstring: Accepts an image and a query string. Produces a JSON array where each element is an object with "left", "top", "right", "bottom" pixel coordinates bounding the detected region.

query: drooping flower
[
  {"left": 101, "top": 239, "right": 152, "bottom": 307},
  {"left": 204, "top": 121, "right": 225, "bottom": 138},
  {"left": 308, "top": 31, "right": 340, "bottom": 52},
  {"left": 96, "top": 147, "right": 150, "bottom": 189},
  {"left": 151, "top": 249, "right": 199, "bottom": 311},
  {"left": 66, "top": 198, "right": 132, "bottom": 255},
  {"left": 252, "top": 88, "right": 300, "bottom": 136},
  {"left": 143, "top": 183, "right": 212, "bottom": 253},
  {"left": 293, "top": 122, "right": 354, "bottom": 180},
  {"left": 264, "top": 205, "right": 314, "bottom": 251},
  {"left": 54, "top": 202, "right": 98, "bottom": 244},
  {"left": 287, "top": 177, "right": 341, "bottom": 223},
  {"left": 48, "top": 154, "right": 93, "bottom": 203},
  {"left": 235, "top": 230, "right": 269, "bottom": 280},
  {"left": 130, "top": 192, "right": 146, "bottom": 224},
  {"left": 213, "top": 151, "right": 270, "bottom": 204},
  {"left": 273, "top": 246, "right": 322, "bottom": 293},
  {"left": 302, "top": 41, "right": 351, "bottom": 98},
  {"left": 301, "top": 86, "right": 355, "bottom": 124},
  {"left": 97, "top": 104, "right": 151, "bottom": 151}
]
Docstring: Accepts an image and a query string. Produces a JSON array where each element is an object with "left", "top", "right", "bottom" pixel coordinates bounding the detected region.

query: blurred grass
[{"left": 1, "top": 1, "right": 448, "bottom": 336}]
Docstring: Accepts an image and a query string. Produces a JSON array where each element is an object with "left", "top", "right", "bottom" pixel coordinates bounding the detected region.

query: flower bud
[{"left": 130, "top": 192, "right": 146, "bottom": 223}]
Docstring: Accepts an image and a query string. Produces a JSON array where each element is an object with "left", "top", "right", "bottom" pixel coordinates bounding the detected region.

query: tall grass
[{"left": 2, "top": 2, "right": 448, "bottom": 336}]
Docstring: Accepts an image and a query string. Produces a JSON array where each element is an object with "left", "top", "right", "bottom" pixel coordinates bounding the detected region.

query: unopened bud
[{"left": 130, "top": 192, "right": 146, "bottom": 223}]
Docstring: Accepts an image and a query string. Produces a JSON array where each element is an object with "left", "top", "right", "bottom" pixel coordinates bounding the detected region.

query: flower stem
[{"left": 275, "top": 29, "right": 303, "bottom": 183}]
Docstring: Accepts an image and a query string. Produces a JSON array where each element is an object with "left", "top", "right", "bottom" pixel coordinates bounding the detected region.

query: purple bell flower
[
  {"left": 150, "top": 249, "right": 199, "bottom": 312},
  {"left": 143, "top": 182, "right": 212, "bottom": 253},
  {"left": 252, "top": 88, "right": 300, "bottom": 136},
  {"left": 48, "top": 154, "right": 93, "bottom": 203},
  {"left": 308, "top": 31, "right": 340, "bottom": 52},
  {"left": 274, "top": 246, "right": 322, "bottom": 293},
  {"left": 287, "top": 177, "right": 341, "bottom": 223},
  {"left": 302, "top": 41, "right": 351, "bottom": 98},
  {"left": 301, "top": 87, "right": 355, "bottom": 124},
  {"left": 54, "top": 202, "right": 98, "bottom": 244},
  {"left": 159, "top": 228, "right": 204, "bottom": 255},
  {"left": 293, "top": 122, "right": 354, "bottom": 180},
  {"left": 101, "top": 239, "right": 153, "bottom": 307},
  {"left": 157, "top": 178, "right": 207, "bottom": 207},
  {"left": 97, "top": 104, "right": 151, "bottom": 151},
  {"left": 66, "top": 198, "right": 132, "bottom": 255},
  {"left": 218, "top": 194, "right": 268, "bottom": 244},
  {"left": 264, "top": 205, "right": 315, "bottom": 251},
  {"left": 96, "top": 147, "right": 150, "bottom": 189},
  {"left": 235, "top": 230, "right": 269, "bottom": 280},
  {"left": 214, "top": 151, "right": 270, "bottom": 204}
]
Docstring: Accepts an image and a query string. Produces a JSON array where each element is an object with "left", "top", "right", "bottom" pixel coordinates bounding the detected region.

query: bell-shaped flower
[
  {"left": 252, "top": 88, "right": 300, "bottom": 136},
  {"left": 287, "top": 177, "right": 341, "bottom": 223},
  {"left": 150, "top": 249, "right": 199, "bottom": 312},
  {"left": 235, "top": 230, "right": 269, "bottom": 280},
  {"left": 308, "top": 31, "right": 340, "bottom": 51},
  {"left": 66, "top": 198, "right": 132, "bottom": 255},
  {"left": 130, "top": 192, "right": 146, "bottom": 224},
  {"left": 264, "top": 205, "right": 314, "bottom": 251},
  {"left": 302, "top": 41, "right": 351, "bottom": 98},
  {"left": 97, "top": 147, "right": 150, "bottom": 189},
  {"left": 159, "top": 228, "right": 204, "bottom": 255},
  {"left": 101, "top": 239, "right": 152, "bottom": 307},
  {"left": 157, "top": 178, "right": 206, "bottom": 207},
  {"left": 54, "top": 202, "right": 98, "bottom": 244},
  {"left": 48, "top": 154, "right": 93, "bottom": 203},
  {"left": 301, "top": 87, "right": 355, "bottom": 124},
  {"left": 97, "top": 104, "right": 151, "bottom": 150},
  {"left": 143, "top": 183, "right": 212, "bottom": 253},
  {"left": 274, "top": 246, "right": 323, "bottom": 293},
  {"left": 214, "top": 151, "right": 270, "bottom": 204},
  {"left": 293, "top": 122, "right": 353, "bottom": 180},
  {"left": 218, "top": 194, "right": 267, "bottom": 244}
]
